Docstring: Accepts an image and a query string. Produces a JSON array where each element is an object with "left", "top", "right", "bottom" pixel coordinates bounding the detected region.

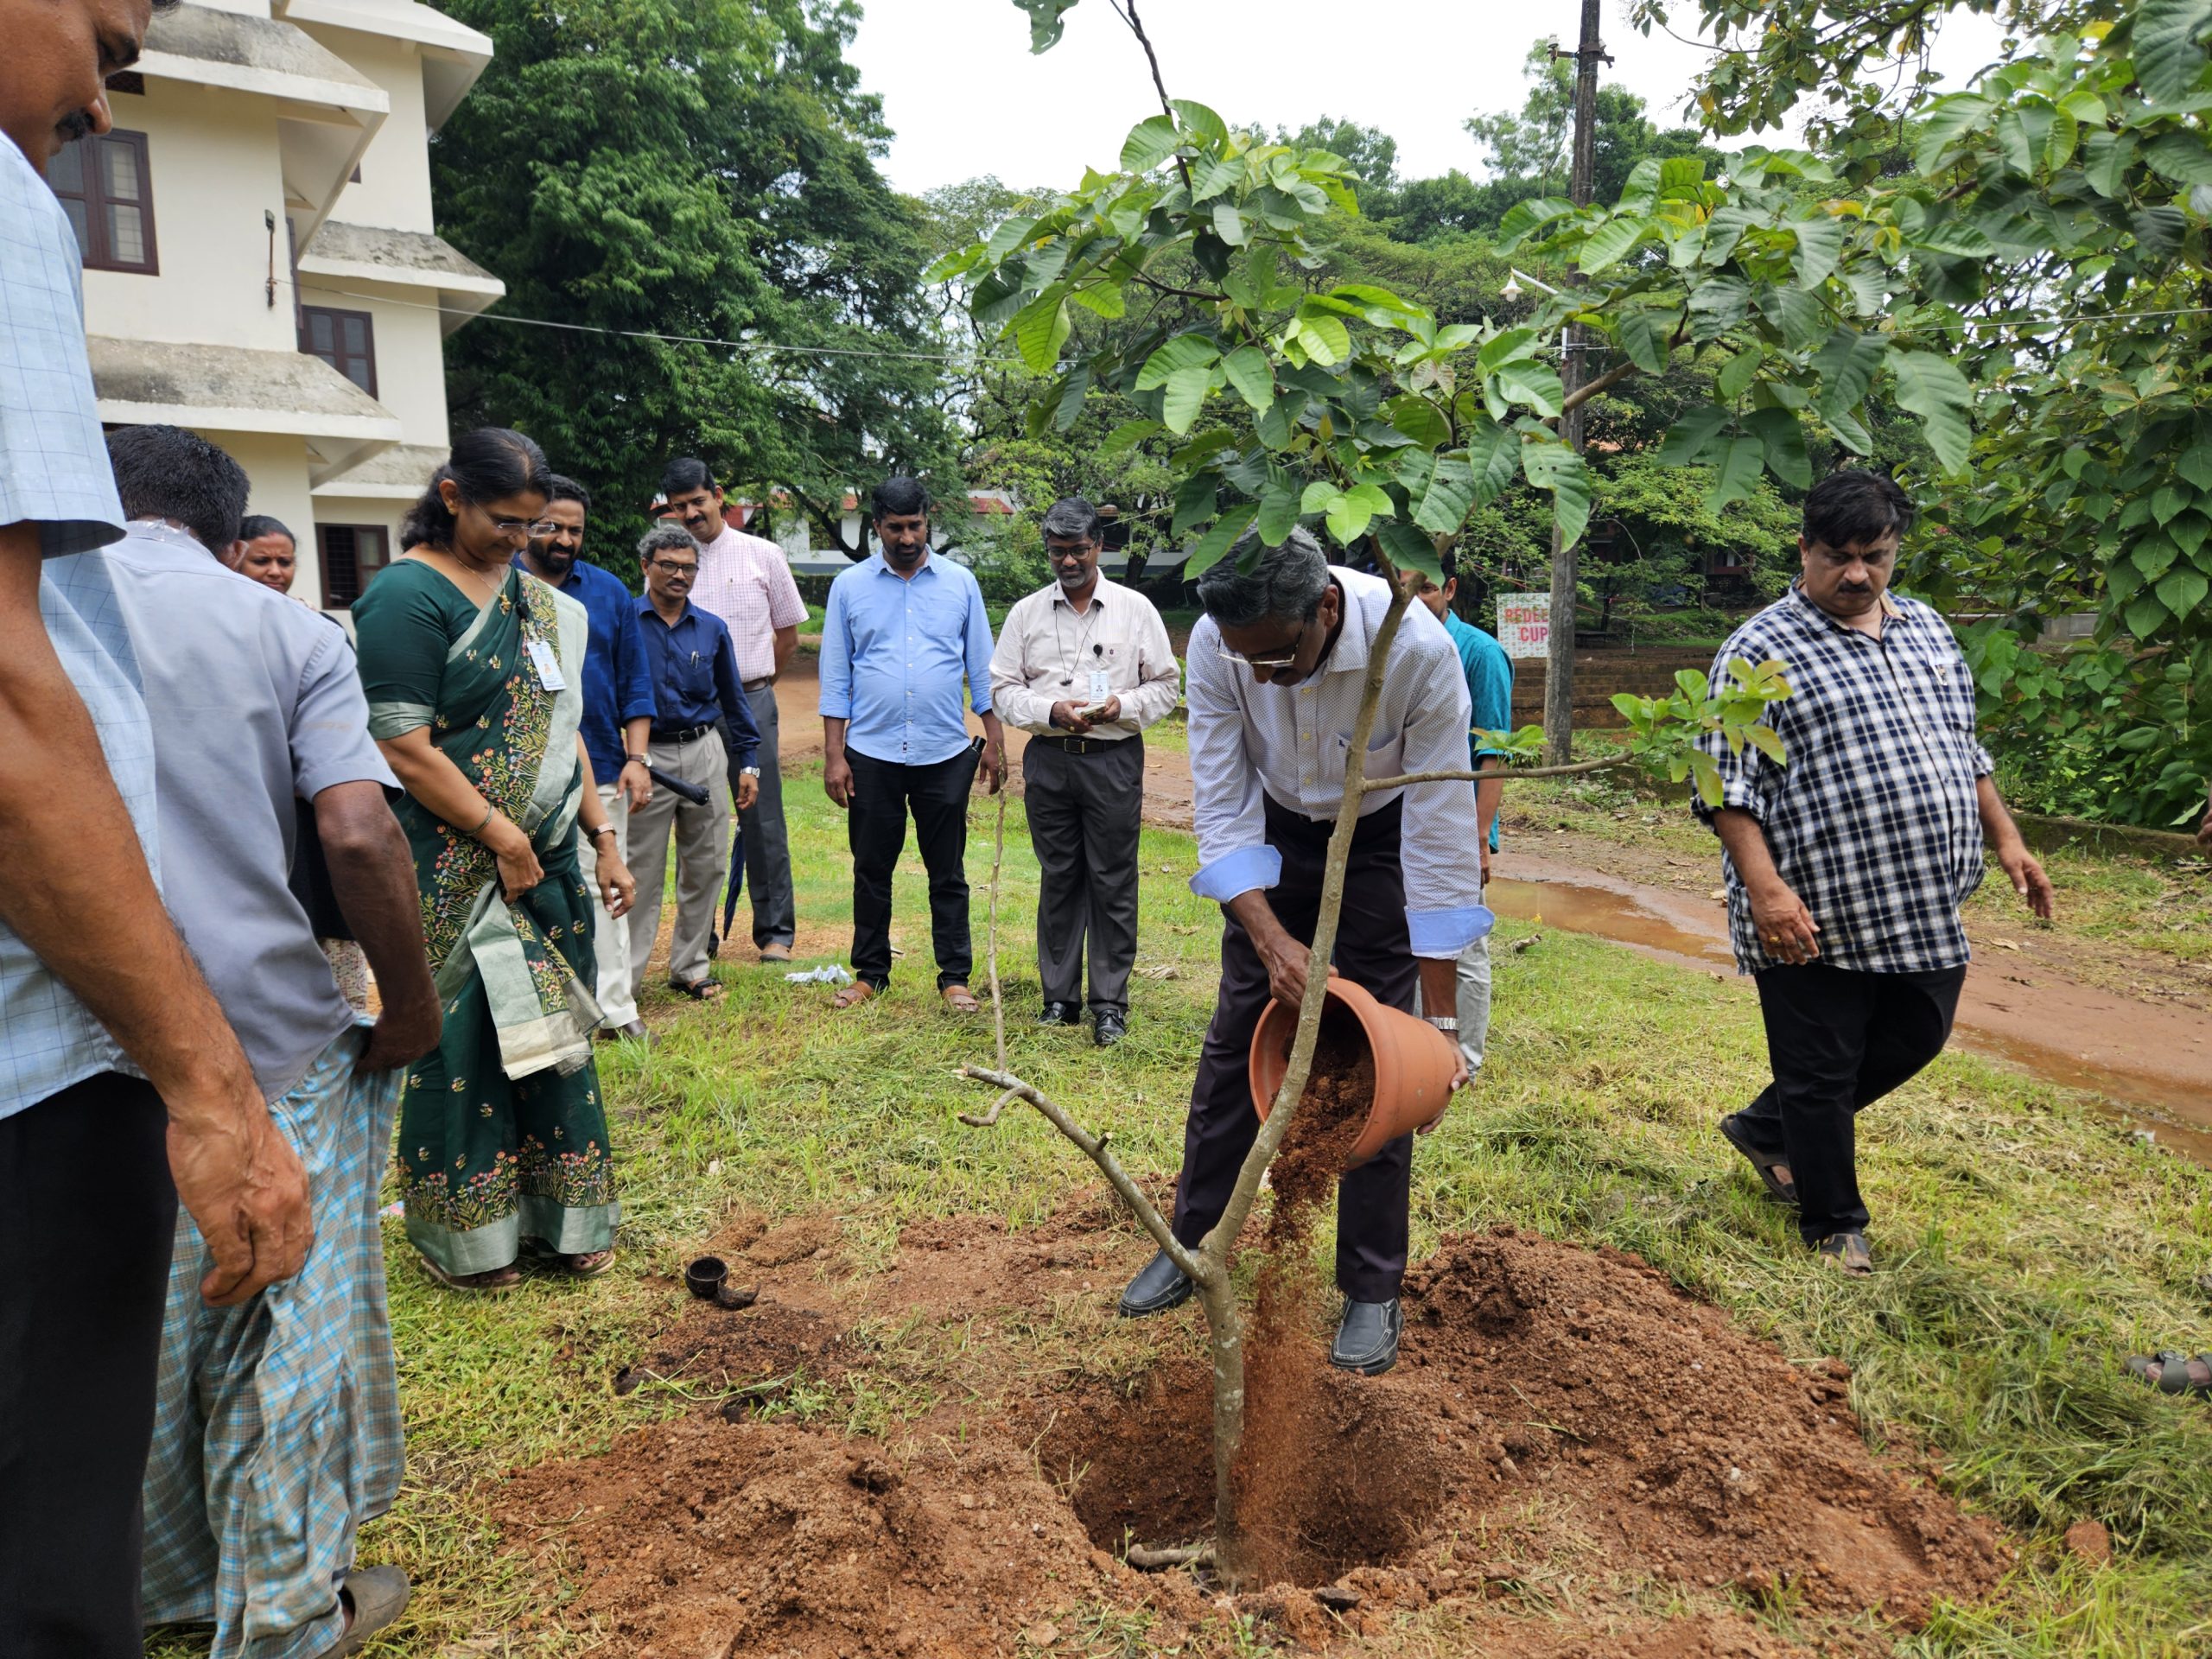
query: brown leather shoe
[
  {"left": 831, "top": 980, "right": 876, "bottom": 1010},
  {"left": 760, "top": 943, "right": 794, "bottom": 963},
  {"left": 940, "top": 983, "right": 980, "bottom": 1014}
]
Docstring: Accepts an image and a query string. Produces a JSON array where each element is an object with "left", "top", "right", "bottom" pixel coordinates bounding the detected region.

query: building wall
[
  {"left": 217, "top": 430, "right": 323, "bottom": 594},
  {"left": 289, "top": 281, "right": 449, "bottom": 440},
  {"left": 80, "top": 80, "right": 296, "bottom": 354},
  {"left": 297, "top": 25, "right": 435, "bottom": 232},
  {"left": 305, "top": 493, "right": 411, "bottom": 610}
]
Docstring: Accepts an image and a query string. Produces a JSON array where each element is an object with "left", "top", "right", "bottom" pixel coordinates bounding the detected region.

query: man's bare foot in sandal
[
  {"left": 419, "top": 1256, "right": 520, "bottom": 1293},
  {"left": 832, "top": 981, "right": 876, "bottom": 1011},
  {"left": 2126, "top": 1350, "right": 2212, "bottom": 1396},
  {"left": 940, "top": 982, "right": 980, "bottom": 1014},
  {"left": 670, "top": 976, "right": 725, "bottom": 1001},
  {"left": 564, "top": 1249, "right": 616, "bottom": 1278}
]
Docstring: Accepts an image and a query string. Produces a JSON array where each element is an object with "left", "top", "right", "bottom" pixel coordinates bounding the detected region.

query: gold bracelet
[{"left": 469, "top": 804, "right": 494, "bottom": 837}]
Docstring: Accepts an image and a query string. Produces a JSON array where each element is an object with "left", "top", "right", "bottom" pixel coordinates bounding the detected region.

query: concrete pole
[{"left": 1542, "top": 0, "right": 1605, "bottom": 765}]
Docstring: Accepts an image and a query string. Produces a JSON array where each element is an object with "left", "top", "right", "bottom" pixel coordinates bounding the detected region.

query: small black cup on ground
[{"left": 684, "top": 1255, "right": 728, "bottom": 1300}]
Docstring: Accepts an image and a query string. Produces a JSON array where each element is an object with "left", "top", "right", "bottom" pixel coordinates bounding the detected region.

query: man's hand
[
  {"left": 1049, "top": 700, "right": 1093, "bottom": 734},
  {"left": 735, "top": 772, "right": 760, "bottom": 812},
  {"left": 1479, "top": 843, "right": 1492, "bottom": 886},
  {"left": 359, "top": 997, "right": 440, "bottom": 1074},
  {"left": 620, "top": 760, "right": 653, "bottom": 810},
  {"left": 595, "top": 849, "right": 639, "bottom": 919},
  {"left": 1996, "top": 839, "right": 2055, "bottom": 920},
  {"left": 1255, "top": 925, "right": 1313, "bottom": 1011},
  {"left": 824, "top": 751, "right": 855, "bottom": 809},
  {"left": 167, "top": 1096, "right": 313, "bottom": 1306},
  {"left": 980, "top": 742, "right": 1007, "bottom": 795},
  {"left": 1747, "top": 877, "right": 1821, "bottom": 964}
]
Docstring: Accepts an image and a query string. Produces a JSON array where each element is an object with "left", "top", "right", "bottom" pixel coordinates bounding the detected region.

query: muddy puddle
[{"left": 1489, "top": 861, "right": 2212, "bottom": 1167}]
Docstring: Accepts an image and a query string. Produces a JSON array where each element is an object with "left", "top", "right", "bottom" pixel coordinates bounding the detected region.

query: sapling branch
[
  {"left": 1127, "top": 1542, "right": 1217, "bottom": 1570},
  {"left": 1362, "top": 755, "right": 1625, "bottom": 791}
]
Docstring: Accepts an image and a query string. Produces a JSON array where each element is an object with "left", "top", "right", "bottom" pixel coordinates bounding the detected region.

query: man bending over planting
[{"left": 1116, "top": 526, "right": 1485, "bottom": 1376}]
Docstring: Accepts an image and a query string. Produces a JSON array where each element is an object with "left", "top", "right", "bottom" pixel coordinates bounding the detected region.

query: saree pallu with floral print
[{"left": 365, "top": 566, "right": 619, "bottom": 1275}]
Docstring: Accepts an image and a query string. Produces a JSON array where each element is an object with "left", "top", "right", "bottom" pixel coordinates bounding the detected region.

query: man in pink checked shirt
[{"left": 662, "top": 456, "right": 807, "bottom": 962}]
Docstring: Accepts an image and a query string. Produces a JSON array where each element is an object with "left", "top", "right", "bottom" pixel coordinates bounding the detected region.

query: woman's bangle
[{"left": 468, "top": 804, "right": 495, "bottom": 838}]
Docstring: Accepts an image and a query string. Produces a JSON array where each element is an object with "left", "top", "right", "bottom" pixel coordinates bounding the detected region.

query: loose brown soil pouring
[{"left": 491, "top": 1186, "right": 2005, "bottom": 1656}]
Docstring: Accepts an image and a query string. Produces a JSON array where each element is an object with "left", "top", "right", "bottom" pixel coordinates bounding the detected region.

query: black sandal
[
  {"left": 669, "top": 976, "right": 724, "bottom": 1001},
  {"left": 1813, "top": 1232, "right": 1872, "bottom": 1275},
  {"left": 2125, "top": 1351, "right": 2212, "bottom": 1395},
  {"left": 1720, "top": 1112, "right": 1799, "bottom": 1206}
]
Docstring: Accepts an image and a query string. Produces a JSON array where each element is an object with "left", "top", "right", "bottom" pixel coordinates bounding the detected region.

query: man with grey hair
[
  {"left": 988, "top": 497, "right": 1181, "bottom": 1046},
  {"left": 626, "top": 524, "right": 761, "bottom": 1002},
  {"left": 1116, "top": 527, "right": 1490, "bottom": 1376}
]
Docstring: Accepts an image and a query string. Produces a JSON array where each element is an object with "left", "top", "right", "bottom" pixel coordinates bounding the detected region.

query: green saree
[{"left": 353, "top": 560, "right": 619, "bottom": 1274}]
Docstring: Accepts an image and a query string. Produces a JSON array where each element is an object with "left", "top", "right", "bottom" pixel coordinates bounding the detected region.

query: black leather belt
[
  {"left": 654, "top": 723, "right": 714, "bottom": 744},
  {"left": 1031, "top": 734, "right": 1129, "bottom": 756}
]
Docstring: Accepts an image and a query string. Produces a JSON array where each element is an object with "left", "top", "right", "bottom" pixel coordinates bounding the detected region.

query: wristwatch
[
  {"left": 741, "top": 765, "right": 761, "bottom": 778},
  {"left": 1424, "top": 1015, "right": 1459, "bottom": 1032},
  {"left": 624, "top": 753, "right": 649, "bottom": 769}
]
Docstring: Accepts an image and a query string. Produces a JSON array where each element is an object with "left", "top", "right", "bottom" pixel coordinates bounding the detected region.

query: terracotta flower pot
[{"left": 1249, "top": 976, "right": 1459, "bottom": 1171}]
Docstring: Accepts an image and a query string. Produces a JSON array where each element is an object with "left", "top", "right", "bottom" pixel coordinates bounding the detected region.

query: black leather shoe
[
  {"left": 1093, "top": 1008, "right": 1127, "bottom": 1047},
  {"left": 1117, "top": 1249, "right": 1194, "bottom": 1318},
  {"left": 1039, "top": 1001, "right": 1082, "bottom": 1026},
  {"left": 597, "top": 1020, "right": 654, "bottom": 1049},
  {"left": 1332, "top": 1298, "right": 1402, "bottom": 1375}
]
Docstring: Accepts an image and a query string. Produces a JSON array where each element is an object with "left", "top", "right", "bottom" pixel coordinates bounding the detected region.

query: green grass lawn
[{"left": 149, "top": 761, "right": 2212, "bottom": 1657}]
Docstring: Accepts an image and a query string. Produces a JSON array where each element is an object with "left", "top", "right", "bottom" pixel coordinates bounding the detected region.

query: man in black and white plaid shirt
[{"left": 1695, "top": 470, "right": 2054, "bottom": 1276}]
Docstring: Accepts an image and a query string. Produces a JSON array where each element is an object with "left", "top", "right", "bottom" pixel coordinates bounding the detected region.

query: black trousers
[
  {"left": 0, "top": 1073, "right": 175, "bottom": 1659},
  {"left": 1173, "top": 794, "right": 1416, "bottom": 1301},
  {"left": 847, "top": 744, "right": 979, "bottom": 989},
  {"left": 1738, "top": 961, "right": 1967, "bottom": 1243},
  {"left": 1024, "top": 735, "right": 1144, "bottom": 1015}
]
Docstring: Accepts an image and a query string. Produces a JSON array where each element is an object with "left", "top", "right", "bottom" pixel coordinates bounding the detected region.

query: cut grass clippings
[{"left": 147, "top": 758, "right": 2212, "bottom": 1658}]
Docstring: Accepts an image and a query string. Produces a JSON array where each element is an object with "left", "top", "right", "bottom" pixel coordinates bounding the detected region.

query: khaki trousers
[{"left": 626, "top": 732, "right": 732, "bottom": 988}]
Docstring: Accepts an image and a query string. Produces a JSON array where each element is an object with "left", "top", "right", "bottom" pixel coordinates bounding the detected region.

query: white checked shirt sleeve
[{"left": 1186, "top": 614, "right": 1279, "bottom": 901}]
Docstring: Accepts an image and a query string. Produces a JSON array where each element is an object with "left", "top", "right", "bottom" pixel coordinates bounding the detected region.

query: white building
[{"left": 69, "top": 0, "right": 501, "bottom": 612}]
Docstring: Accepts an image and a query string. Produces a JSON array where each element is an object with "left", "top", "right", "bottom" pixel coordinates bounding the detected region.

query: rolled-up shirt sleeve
[
  {"left": 1395, "top": 644, "right": 1490, "bottom": 957},
  {"left": 988, "top": 594, "right": 1054, "bottom": 734},
  {"left": 1185, "top": 619, "right": 1279, "bottom": 903},
  {"left": 1690, "top": 637, "right": 1779, "bottom": 827}
]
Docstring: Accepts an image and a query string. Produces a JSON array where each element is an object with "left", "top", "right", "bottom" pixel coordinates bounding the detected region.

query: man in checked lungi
[{"left": 98, "top": 425, "right": 443, "bottom": 1657}]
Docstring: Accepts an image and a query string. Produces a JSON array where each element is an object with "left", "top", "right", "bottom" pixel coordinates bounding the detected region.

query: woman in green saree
[{"left": 353, "top": 429, "right": 638, "bottom": 1291}]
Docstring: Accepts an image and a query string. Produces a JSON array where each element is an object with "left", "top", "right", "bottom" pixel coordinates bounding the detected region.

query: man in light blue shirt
[
  {"left": 0, "top": 30, "right": 309, "bottom": 1654},
  {"left": 819, "top": 477, "right": 1006, "bottom": 1011}
]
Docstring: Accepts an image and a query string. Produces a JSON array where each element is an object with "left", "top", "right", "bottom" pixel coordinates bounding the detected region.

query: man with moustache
[
  {"left": 516, "top": 474, "right": 658, "bottom": 1043},
  {"left": 1, "top": 0, "right": 310, "bottom": 1648},
  {"left": 988, "top": 497, "right": 1180, "bottom": 1046},
  {"left": 660, "top": 457, "right": 806, "bottom": 962},
  {"left": 820, "top": 476, "right": 1007, "bottom": 1012},
  {"left": 1700, "top": 469, "right": 2053, "bottom": 1277}
]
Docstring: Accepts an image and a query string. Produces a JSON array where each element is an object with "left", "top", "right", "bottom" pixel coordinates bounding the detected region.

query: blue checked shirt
[
  {"left": 0, "top": 134, "right": 162, "bottom": 1118},
  {"left": 1694, "top": 583, "right": 1995, "bottom": 976}
]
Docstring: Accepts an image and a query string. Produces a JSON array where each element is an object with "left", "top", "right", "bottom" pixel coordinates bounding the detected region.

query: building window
[
  {"left": 50, "top": 131, "right": 157, "bottom": 274},
  {"left": 316, "top": 524, "right": 390, "bottom": 609},
  {"left": 299, "top": 306, "right": 378, "bottom": 397}
]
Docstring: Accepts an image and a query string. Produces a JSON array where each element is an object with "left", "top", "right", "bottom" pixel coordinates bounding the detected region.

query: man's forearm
[
  {"left": 772, "top": 624, "right": 797, "bottom": 676},
  {"left": 1975, "top": 775, "right": 2025, "bottom": 849},
  {"left": 622, "top": 716, "right": 651, "bottom": 762},
  {"left": 1712, "top": 807, "right": 1786, "bottom": 893},
  {"left": 1417, "top": 956, "right": 1458, "bottom": 1014},
  {"left": 315, "top": 782, "right": 436, "bottom": 1017},
  {"left": 1474, "top": 772, "right": 1503, "bottom": 851},
  {"left": 1225, "top": 888, "right": 1290, "bottom": 950},
  {"left": 0, "top": 541, "right": 257, "bottom": 1120},
  {"left": 823, "top": 715, "right": 848, "bottom": 762}
]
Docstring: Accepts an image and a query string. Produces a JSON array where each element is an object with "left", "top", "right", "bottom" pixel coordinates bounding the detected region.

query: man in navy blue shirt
[
  {"left": 626, "top": 524, "right": 762, "bottom": 1002},
  {"left": 820, "top": 477, "right": 1006, "bottom": 1014},
  {"left": 518, "top": 477, "right": 658, "bottom": 1043}
]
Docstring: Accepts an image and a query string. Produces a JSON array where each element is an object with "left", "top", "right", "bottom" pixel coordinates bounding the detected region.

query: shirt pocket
[{"left": 1322, "top": 729, "right": 1406, "bottom": 789}]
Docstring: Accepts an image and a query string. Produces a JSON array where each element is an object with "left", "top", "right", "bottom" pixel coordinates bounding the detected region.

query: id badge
[
  {"left": 1088, "top": 667, "right": 1112, "bottom": 705},
  {"left": 525, "top": 637, "right": 568, "bottom": 691}
]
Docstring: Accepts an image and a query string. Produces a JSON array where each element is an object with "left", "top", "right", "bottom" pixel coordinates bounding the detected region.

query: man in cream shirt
[{"left": 988, "top": 499, "right": 1181, "bottom": 1046}]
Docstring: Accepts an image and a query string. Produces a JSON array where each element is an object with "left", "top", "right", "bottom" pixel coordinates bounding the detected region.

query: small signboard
[{"left": 1496, "top": 593, "right": 1551, "bottom": 660}]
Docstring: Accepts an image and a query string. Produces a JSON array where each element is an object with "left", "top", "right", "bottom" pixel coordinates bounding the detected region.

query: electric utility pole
[{"left": 1542, "top": 0, "right": 1608, "bottom": 764}]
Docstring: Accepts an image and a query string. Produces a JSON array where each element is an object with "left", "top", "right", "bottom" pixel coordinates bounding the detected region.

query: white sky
[{"left": 849, "top": 0, "right": 2013, "bottom": 197}]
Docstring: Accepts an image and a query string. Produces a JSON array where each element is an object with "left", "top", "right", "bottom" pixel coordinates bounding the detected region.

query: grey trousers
[
  {"left": 576, "top": 782, "right": 636, "bottom": 1026},
  {"left": 626, "top": 731, "right": 731, "bottom": 987},
  {"left": 1024, "top": 735, "right": 1144, "bottom": 1014},
  {"left": 741, "top": 682, "right": 795, "bottom": 950}
]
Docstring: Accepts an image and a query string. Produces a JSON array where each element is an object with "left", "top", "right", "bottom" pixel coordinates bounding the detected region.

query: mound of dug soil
[{"left": 491, "top": 1213, "right": 2006, "bottom": 1656}]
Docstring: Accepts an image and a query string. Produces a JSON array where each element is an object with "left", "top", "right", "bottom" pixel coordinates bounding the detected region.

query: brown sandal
[
  {"left": 940, "top": 983, "right": 980, "bottom": 1014},
  {"left": 831, "top": 980, "right": 875, "bottom": 1010},
  {"left": 419, "top": 1255, "right": 521, "bottom": 1293}
]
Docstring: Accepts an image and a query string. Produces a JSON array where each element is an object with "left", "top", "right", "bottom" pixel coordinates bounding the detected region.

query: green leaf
[
  {"left": 1255, "top": 480, "right": 1302, "bottom": 546},
  {"left": 1493, "top": 359, "right": 1565, "bottom": 418},
  {"left": 1658, "top": 156, "right": 1706, "bottom": 193},
  {"left": 1616, "top": 307, "right": 1675, "bottom": 374},
  {"left": 1811, "top": 327, "right": 1888, "bottom": 422},
  {"left": 1687, "top": 276, "right": 1751, "bottom": 341},
  {"left": 1012, "top": 0, "right": 1081, "bottom": 52},
  {"left": 1715, "top": 345, "right": 1764, "bottom": 403},
  {"left": 1759, "top": 284, "right": 1827, "bottom": 352},
  {"left": 1385, "top": 395, "right": 1449, "bottom": 448},
  {"left": 1067, "top": 283, "right": 1127, "bottom": 320},
  {"left": 1300, "top": 479, "right": 1337, "bottom": 515},
  {"left": 1912, "top": 93, "right": 1995, "bottom": 174},
  {"left": 1376, "top": 521, "right": 1445, "bottom": 583},
  {"left": 1190, "top": 152, "right": 1243, "bottom": 202},
  {"left": 1578, "top": 215, "right": 1645, "bottom": 275},
  {"left": 1221, "top": 345, "right": 1274, "bottom": 415},
  {"left": 1656, "top": 404, "right": 1730, "bottom": 466},
  {"left": 1397, "top": 449, "right": 1477, "bottom": 534},
  {"left": 1889, "top": 351, "right": 1974, "bottom": 474},
  {"left": 2137, "top": 0, "right": 2212, "bottom": 105},
  {"left": 1521, "top": 438, "right": 1592, "bottom": 550},
  {"left": 2145, "top": 129, "right": 2212, "bottom": 187},
  {"left": 1098, "top": 417, "right": 1160, "bottom": 461},
  {"left": 1255, "top": 388, "right": 1307, "bottom": 449},
  {"left": 1747, "top": 406, "right": 1812, "bottom": 489},
  {"left": 2178, "top": 445, "right": 2212, "bottom": 492},
  {"left": 1477, "top": 327, "right": 1540, "bottom": 372},
  {"left": 2133, "top": 205, "right": 2189, "bottom": 257},
  {"left": 1825, "top": 404, "right": 1874, "bottom": 454},
  {"left": 1463, "top": 417, "right": 1520, "bottom": 504},
  {"left": 1301, "top": 314, "right": 1353, "bottom": 365},
  {"left": 1135, "top": 334, "right": 1217, "bottom": 391},
  {"left": 1789, "top": 213, "right": 1846, "bottom": 289},
  {"left": 2126, "top": 591, "right": 2171, "bottom": 639},
  {"left": 1496, "top": 195, "right": 1574, "bottom": 249},
  {"left": 1325, "top": 492, "right": 1375, "bottom": 545},
  {"left": 1170, "top": 99, "right": 1227, "bottom": 142},
  {"left": 1184, "top": 505, "right": 1256, "bottom": 580},
  {"left": 1703, "top": 434, "right": 1766, "bottom": 512},
  {"left": 1120, "top": 114, "right": 1181, "bottom": 173},
  {"left": 1211, "top": 201, "right": 1248, "bottom": 245},
  {"left": 1161, "top": 363, "right": 1211, "bottom": 434},
  {"left": 1011, "top": 291, "right": 1071, "bottom": 372},
  {"left": 983, "top": 213, "right": 1039, "bottom": 259},
  {"left": 1171, "top": 474, "right": 1217, "bottom": 537},
  {"left": 1052, "top": 364, "right": 1090, "bottom": 431},
  {"left": 2154, "top": 483, "right": 2193, "bottom": 524},
  {"left": 2083, "top": 130, "right": 2139, "bottom": 198}
]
